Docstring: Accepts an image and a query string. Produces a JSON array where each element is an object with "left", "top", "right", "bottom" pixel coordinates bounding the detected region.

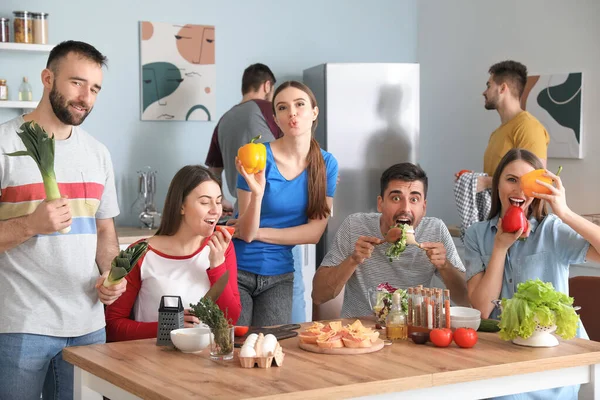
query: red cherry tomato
[
  {"left": 429, "top": 328, "right": 453, "bottom": 347},
  {"left": 453, "top": 327, "right": 478, "bottom": 348},
  {"left": 216, "top": 226, "right": 235, "bottom": 236},
  {"left": 234, "top": 326, "right": 249, "bottom": 337}
]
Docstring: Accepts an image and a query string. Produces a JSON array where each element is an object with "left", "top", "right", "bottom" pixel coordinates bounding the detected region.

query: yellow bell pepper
[
  {"left": 237, "top": 135, "right": 266, "bottom": 174},
  {"left": 520, "top": 166, "right": 562, "bottom": 197}
]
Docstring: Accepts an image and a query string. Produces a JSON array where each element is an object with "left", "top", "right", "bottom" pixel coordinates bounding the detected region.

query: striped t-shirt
[
  {"left": 320, "top": 213, "right": 464, "bottom": 319},
  {"left": 0, "top": 116, "right": 119, "bottom": 336}
]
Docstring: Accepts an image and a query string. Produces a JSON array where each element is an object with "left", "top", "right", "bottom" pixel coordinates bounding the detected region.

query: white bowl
[
  {"left": 448, "top": 306, "right": 481, "bottom": 320},
  {"left": 170, "top": 327, "right": 212, "bottom": 353},
  {"left": 450, "top": 318, "right": 481, "bottom": 330}
]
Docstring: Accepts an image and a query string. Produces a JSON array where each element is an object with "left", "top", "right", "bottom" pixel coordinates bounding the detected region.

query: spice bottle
[
  {"left": 407, "top": 287, "right": 413, "bottom": 326},
  {"left": 0, "top": 18, "right": 9, "bottom": 43},
  {"left": 444, "top": 289, "right": 451, "bottom": 329},
  {"left": 32, "top": 12, "right": 49, "bottom": 44},
  {"left": 0, "top": 80, "right": 8, "bottom": 101},
  {"left": 19, "top": 77, "right": 32, "bottom": 101},
  {"left": 386, "top": 292, "right": 407, "bottom": 341},
  {"left": 13, "top": 11, "right": 33, "bottom": 43}
]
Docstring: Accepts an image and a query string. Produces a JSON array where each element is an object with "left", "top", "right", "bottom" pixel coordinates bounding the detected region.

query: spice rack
[{"left": 407, "top": 286, "right": 451, "bottom": 335}]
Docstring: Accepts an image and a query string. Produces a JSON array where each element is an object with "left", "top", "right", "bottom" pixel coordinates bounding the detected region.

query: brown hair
[
  {"left": 156, "top": 165, "right": 222, "bottom": 236},
  {"left": 488, "top": 148, "right": 548, "bottom": 222},
  {"left": 272, "top": 81, "right": 330, "bottom": 219},
  {"left": 488, "top": 60, "right": 528, "bottom": 99}
]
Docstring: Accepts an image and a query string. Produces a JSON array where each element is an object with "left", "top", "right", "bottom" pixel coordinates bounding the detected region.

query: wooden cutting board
[{"left": 298, "top": 339, "right": 385, "bottom": 355}]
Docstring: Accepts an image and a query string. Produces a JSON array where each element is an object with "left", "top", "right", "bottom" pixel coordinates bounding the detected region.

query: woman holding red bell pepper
[
  {"left": 233, "top": 81, "right": 338, "bottom": 327},
  {"left": 463, "top": 148, "right": 600, "bottom": 400}
]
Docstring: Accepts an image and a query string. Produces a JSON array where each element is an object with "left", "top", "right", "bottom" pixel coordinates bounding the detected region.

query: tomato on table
[
  {"left": 453, "top": 327, "right": 478, "bottom": 348},
  {"left": 429, "top": 328, "right": 453, "bottom": 347},
  {"left": 234, "top": 326, "right": 249, "bottom": 337}
]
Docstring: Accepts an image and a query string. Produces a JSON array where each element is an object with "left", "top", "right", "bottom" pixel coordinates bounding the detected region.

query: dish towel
[{"left": 454, "top": 172, "right": 491, "bottom": 240}]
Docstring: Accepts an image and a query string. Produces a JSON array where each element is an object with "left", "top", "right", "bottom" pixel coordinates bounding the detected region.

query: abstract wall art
[
  {"left": 140, "top": 21, "right": 215, "bottom": 121},
  {"left": 521, "top": 72, "right": 583, "bottom": 159}
]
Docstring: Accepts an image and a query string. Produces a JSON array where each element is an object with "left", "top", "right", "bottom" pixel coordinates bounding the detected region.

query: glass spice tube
[
  {"left": 407, "top": 287, "right": 413, "bottom": 326},
  {"left": 414, "top": 288, "right": 422, "bottom": 327},
  {"left": 444, "top": 289, "right": 451, "bottom": 329},
  {"left": 436, "top": 289, "right": 443, "bottom": 328},
  {"left": 426, "top": 289, "right": 433, "bottom": 329},
  {"left": 420, "top": 289, "right": 427, "bottom": 328}
]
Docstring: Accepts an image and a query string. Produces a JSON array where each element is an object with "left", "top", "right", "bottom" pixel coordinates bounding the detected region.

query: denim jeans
[
  {"left": 237, "top": 270, "right": 294, "bottom": 327},
  {"left": 0, "top": 328, "right": 106, "bottom": 400}
]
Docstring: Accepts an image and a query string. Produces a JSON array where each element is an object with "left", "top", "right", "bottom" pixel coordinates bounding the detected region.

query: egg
[
  {"left": 261, "top": 334, "right": 278, "bottom": 356},
  {"left": 240, "top": 344, "right": 256, "bottom": 358},
  {"left": 243, "top": 333, "right": 258, "bottom": 346}
]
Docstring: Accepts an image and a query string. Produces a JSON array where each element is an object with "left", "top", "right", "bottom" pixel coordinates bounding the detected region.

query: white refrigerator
[{"left": 303, "top": 63, "right": 420, "bottom": 319}]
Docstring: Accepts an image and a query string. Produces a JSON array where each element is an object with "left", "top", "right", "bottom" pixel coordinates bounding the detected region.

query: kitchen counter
[
  {"left": 64, "top": 318, "right": 600, "bottom": 399},
  {"left": 447, "top": 224, "right": 460, "bottom": 238},
  {"left": 116, "top": 226, "right": 157, "bottom": 246}
]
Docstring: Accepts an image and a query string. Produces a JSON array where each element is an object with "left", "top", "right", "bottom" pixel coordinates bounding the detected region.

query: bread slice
[{"left": 316, "top": 337, "right": 344, "bottom": 349}]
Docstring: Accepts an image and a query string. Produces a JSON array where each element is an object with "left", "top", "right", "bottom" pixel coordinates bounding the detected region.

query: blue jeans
[{"left": 0, "top": 328, "right": 106, "bottom": 400}]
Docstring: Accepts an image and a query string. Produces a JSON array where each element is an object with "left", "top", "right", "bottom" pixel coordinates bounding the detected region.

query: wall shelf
[
  {"left": 0, "top": 42, "right": 54, "bottom": 52},
  {"left": 0, "top": 101, "right": 38, "bottom": 110}
]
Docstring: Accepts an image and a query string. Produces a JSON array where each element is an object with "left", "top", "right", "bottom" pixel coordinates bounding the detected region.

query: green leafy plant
[
  {"left": 103, "top": 241, "right": 148, "bottom": 287},
  {"left": 189, "top": 297, "right": 232, "bottom": 355},
  {"left": 499, "top": 279, "right": 579, "bottom": 341},
  {"left": 4, "top": 121, "right": 69, "bottom": 233}
]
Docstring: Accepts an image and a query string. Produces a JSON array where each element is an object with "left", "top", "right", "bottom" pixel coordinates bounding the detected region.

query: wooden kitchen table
[{"left": 63, "top": 319, "right": 600, "bottom": 400}]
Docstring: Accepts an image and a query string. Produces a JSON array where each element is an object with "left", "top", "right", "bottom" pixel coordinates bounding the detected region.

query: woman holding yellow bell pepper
[{"left": 234, "top": 81, "right": 338, "bottom": 327}]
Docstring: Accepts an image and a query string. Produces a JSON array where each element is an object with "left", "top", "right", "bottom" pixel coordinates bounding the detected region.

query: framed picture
[
  {"left": 140, "top": 21, "right": 215, "bottom": 121},
  {"left": 522, "top": 72, "right": 583, "bottom": 159}
]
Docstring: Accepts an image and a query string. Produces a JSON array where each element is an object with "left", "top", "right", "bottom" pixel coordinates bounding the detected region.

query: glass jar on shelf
[
  {"left": 32, "top": 12, "right": 49, "bottom": 44},
  {"left": 13, "top": 11, "right": 33, "bottom": 44},
  {"left": 0, "top": 18, "right": 9, "bottom": 43},
  {"left": 0, "top": 80, "right": 8, "bottom": 101},
  {"left": 19, "top": 77, "right": 32, "bottom": 101}
]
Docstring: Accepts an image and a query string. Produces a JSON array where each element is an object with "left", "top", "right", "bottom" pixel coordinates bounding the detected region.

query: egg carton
[{"left": 239, "top": 342, "right": 285, "bottom": 369}]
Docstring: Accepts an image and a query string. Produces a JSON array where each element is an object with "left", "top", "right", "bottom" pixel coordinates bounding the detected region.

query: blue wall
[{"left": 0, "top": 0, "right": 417, "bottom": 226}]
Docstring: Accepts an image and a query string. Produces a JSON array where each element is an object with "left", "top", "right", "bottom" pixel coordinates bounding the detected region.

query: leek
[
  {"left": 4, "top": 121, "right": 70, "bottom": 234},
  {"left": 103, "top": 241, "right": 149, "bottom": 287}
]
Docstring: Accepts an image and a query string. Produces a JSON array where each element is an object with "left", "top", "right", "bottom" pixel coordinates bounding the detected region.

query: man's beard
[
  {"left": 484, "top": 97, "right": 497, "bottom": 110},
  {"left": 49, "top": 85, "right": 92, "bottom": 126}
]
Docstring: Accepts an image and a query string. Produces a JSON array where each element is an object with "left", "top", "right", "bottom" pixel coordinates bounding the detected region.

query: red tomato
[
  {"left": 502, "top": 205, "right": 528, "bottom": 233},
  {"left": 453, "top": 327, "right": 478, "bottom": 348},
  {"left": 234, "top": 326, "right": 249, "bottom": 337},
  {"left": 429, "top": 328, "right": 453, "bottom": 347},
  {"left": 216, "top": 226, "right": 235, "bottom": 236}
]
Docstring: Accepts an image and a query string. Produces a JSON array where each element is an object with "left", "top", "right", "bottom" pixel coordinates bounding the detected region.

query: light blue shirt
[{"left": 464, "top": 213, "right": 590, "bottom": 400}]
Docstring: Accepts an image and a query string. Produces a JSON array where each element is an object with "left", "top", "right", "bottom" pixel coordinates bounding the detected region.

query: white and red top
[{"left": 105, "top": 239, "right": 241, "bottom": 342}]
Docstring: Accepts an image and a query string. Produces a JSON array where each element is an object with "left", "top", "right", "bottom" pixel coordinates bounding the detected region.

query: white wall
[
  {"left": 417, "top": 0, "right": 600, "bottom": 225},
  {"left": 0, "top": 0, "right": 418, "bottom": 226}
]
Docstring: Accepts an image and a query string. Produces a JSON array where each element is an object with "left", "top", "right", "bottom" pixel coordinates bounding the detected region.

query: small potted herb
[{"left": 189, "top": 298, "right": 233, "bottom": 360}]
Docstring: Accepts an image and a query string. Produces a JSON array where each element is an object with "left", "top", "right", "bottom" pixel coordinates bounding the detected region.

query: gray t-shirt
[
  {"left": 0, "top": 116, "right": 120, "bottom": 336},
  {"left": 217, "top": 101, "right": 276, "bottom": 198},
  {"left": 320, "top": 213, "right": 464, "bottom": 318}
]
